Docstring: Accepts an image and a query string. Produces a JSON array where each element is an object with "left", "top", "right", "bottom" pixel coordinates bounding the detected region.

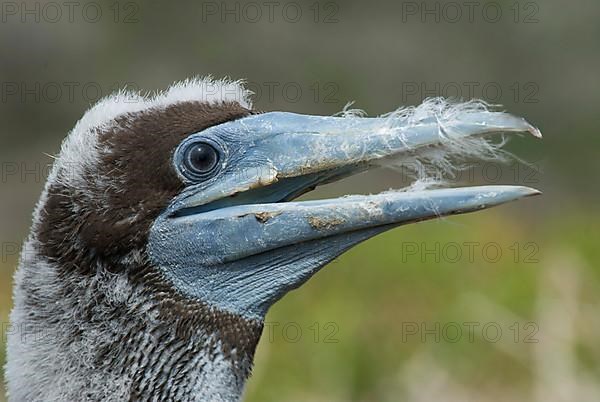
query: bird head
[
  {"left": 10, "top": 77, "right": 541, "bottom": 400},
  {"left": 37, "top": 78, "right": 541, "bottom": 324}
]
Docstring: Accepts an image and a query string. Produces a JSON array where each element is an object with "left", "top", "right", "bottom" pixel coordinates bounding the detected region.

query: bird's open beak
[{"left": 150, "top": 104, "right": 541, "bottom": 319}]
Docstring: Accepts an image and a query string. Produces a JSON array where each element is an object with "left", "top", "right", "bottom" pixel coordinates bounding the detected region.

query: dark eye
[{"left": 182, "top": 142, "right": 220, "bottom": 179}]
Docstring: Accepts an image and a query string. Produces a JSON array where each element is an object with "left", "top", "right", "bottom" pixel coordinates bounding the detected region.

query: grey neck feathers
[{"left": 5, "top": 241, "right": 262, "bottom": 402}]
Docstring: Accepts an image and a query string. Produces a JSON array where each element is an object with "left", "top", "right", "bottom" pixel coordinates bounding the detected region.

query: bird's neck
[{"left": 6, "top": 243, "right": 263, "bottom": 402}]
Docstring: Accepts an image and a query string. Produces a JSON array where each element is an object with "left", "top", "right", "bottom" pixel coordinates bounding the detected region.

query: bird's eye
[{"left": 181, "top": 141, "right": 221, "bottom": 180}]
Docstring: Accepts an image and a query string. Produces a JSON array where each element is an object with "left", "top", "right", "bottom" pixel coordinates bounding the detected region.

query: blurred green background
[{"left": 1, "top": 0, "right": 599, "bottom": 400}]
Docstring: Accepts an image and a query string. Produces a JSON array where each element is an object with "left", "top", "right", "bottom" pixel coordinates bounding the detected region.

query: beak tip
[
  {"left": 508, "top": 186, "right": 541, "bottom": 200},
  {"left": 526, "top": 121, "right": 543, "bottom": 138}
]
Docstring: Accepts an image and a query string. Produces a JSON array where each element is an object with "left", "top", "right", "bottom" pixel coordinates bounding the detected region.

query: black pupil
[{"left": 185, "top": 143, "right": 219, "bottom": 174}]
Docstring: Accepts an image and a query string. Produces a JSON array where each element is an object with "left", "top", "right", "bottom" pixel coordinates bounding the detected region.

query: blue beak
[{"left": 149, "top": 107, "right": 541, "bottom": 320}]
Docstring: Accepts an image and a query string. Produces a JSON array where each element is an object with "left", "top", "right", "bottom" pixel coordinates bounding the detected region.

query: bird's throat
[{"left": 6, "top": 246, "right": 263, "bottom": 402}]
